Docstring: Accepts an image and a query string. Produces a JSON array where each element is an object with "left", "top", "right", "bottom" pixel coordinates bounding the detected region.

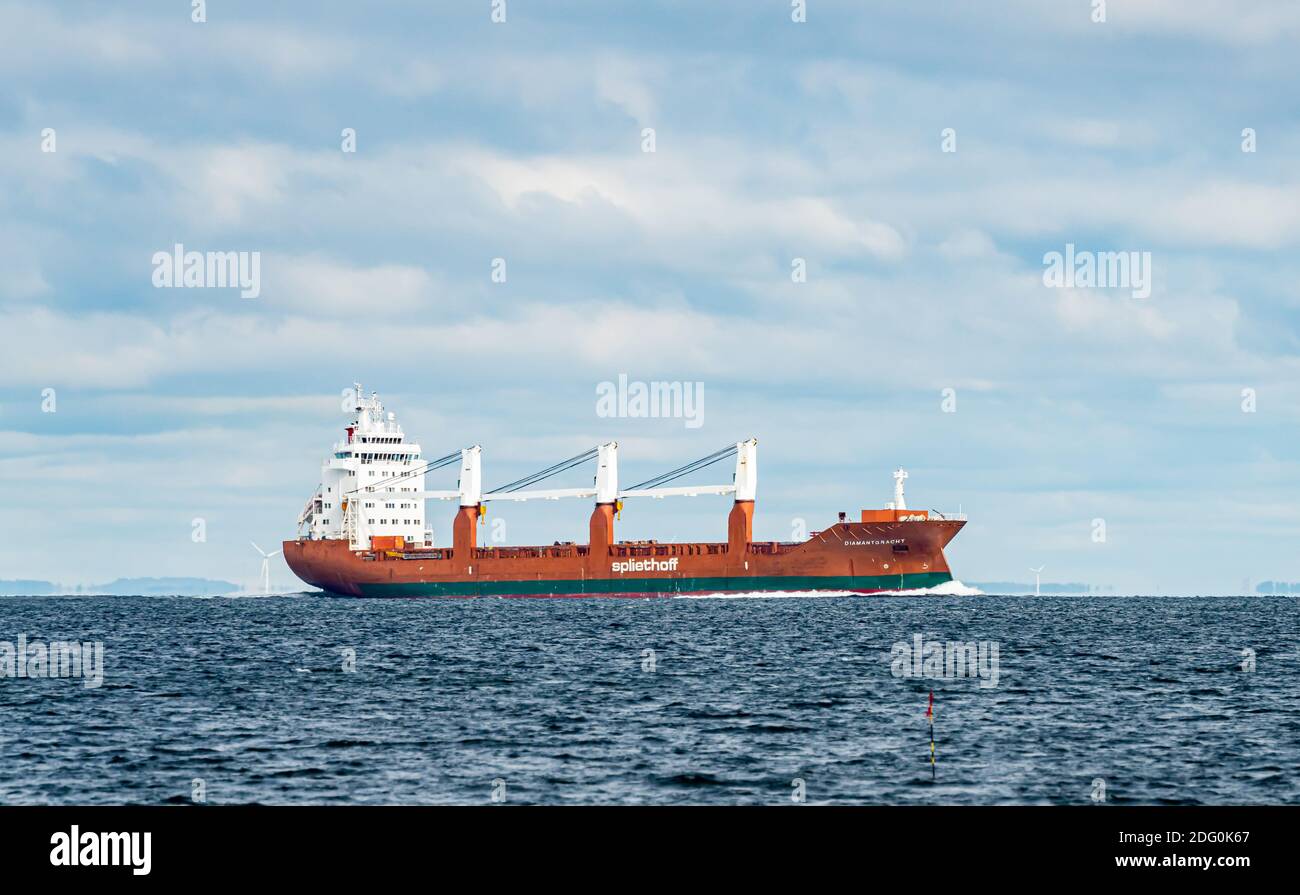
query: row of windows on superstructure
[
  {"left": 335, "top": 452, "right": 419, "bottom": 461},
  {"left": 356, "top": 436, "right": 403, "bottom": 444},
  {"left": 340, "top": 469, "right": 422, "bottom": 479},
  {"left": 315, "top": 519, "right": 421, "bottom": 528}
]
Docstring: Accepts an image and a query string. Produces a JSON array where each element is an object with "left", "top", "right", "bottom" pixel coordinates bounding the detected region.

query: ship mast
[{"left": 892, "top": 467, "right": 908, "bottom": 510}]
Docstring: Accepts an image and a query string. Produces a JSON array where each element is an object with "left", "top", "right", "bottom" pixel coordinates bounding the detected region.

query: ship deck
[{"left": 372, "top": 540, "right": 800, "bottom": 562}]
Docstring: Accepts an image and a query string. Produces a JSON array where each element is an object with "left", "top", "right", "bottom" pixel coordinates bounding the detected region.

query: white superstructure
[{"left": 299, "top": 384, "right": 429, "bottom": 549}]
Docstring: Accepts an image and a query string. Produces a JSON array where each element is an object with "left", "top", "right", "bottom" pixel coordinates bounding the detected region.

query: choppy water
[{"left": 1, "top": 593, "right": 1296, "bottom": 805}]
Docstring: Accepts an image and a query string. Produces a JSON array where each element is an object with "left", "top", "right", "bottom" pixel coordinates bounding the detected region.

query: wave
[
  {"left": 678, "top": 580, "right": 983, "bottom": 599},
  {"left": 885, "top": 579, "right": 983, "bottom": 597}
]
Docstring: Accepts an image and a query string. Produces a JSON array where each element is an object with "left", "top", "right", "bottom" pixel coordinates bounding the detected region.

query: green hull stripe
[{"left": 354, "top": 571, "right": 953, "bottom": 598}]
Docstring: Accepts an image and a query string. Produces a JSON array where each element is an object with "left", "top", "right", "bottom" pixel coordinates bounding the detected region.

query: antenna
[
  {"left": 1029, "top": 565, "right": 1045, "bottom": 597},
  {"left": 251, "top": 541, "right": 281, "bottom": 594}
]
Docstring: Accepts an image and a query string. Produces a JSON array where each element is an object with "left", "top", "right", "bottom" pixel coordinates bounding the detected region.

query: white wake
[{"left": 677, "top": 580, "right": 983, "bottom": 599}]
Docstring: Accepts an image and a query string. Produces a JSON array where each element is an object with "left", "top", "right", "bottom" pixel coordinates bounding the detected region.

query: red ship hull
[{"left": 283, "top": 503, "right": 965, "bottom": 598}]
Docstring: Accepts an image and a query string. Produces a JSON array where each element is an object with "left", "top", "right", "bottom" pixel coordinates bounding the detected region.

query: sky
[{"left": 1, "top": 0, "right": 1298, "bottom": 593}]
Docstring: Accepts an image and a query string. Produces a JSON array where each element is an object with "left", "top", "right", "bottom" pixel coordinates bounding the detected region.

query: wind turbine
[
  {"left": 1029, "top": 565, "right": 1045, "bottom": 597},
  {"left": 251, "top": 541, "right": 280, "bottom": 594}
]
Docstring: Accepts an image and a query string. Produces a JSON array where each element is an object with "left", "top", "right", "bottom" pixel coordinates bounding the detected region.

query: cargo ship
[{"left": 283, "top": 386, "right": 966, "bottom": 597}]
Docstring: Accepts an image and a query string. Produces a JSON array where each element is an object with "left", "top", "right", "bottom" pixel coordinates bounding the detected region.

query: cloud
[
  {"left": 1041, "top": 118, "right": 1154, "bottom": 150},
  {"left": 938, "top": 229, "right": 999, "bottom": 260},
  {"left": 266, "top": 255, "right": 441, "bottom": 315},
  {"left": 594, "top": 55, "right": 659, "bottom": 124},
  {"left": 170, "top": 144, "right": 297, "bottom": 228},
  {"left": 456, "top": 145, "right": 908, "bottom": 262},
  {"left": 1108, "top": 0, "right": 1300, "bottom": 45},
  {"left": 988, "top": 0, "right": 1300, "bottom": 45},
  {"left": 1157, "top": 181, "right": 1300, "bottom": 249},
  {"left": 0, "top": 2, "right": 162, "bottom": 72},
  {"left": 0, "top": 2, "right": 355, "bottom": 80}
]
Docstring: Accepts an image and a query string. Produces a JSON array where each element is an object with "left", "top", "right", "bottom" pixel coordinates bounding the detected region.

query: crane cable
[
  {"left": 626, "top": 444, "right": 737, "bottom": 491},
  {"left": 487, "top": 447, "right": 599, "bottom": 494}
]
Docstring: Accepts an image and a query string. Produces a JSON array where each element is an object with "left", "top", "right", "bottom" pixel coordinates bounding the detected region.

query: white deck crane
[{"left": 438, "top": 438, "right": 760, "bottom": 505}]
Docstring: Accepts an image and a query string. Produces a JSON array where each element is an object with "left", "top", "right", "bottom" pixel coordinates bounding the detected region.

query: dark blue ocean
[{"left": 1, "top": 594, "right": 1296, "bottom": 805}]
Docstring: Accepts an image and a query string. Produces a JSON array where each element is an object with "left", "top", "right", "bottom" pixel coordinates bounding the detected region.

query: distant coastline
[
  {"left": 968, "top": 581, "right": 1295, "bottom": 596},
  {"left": 0, "top": 577, "right": 240, "bottom": 597},
  {"left": 968, "top": 581, "right": 1109, "bottom": 595}
]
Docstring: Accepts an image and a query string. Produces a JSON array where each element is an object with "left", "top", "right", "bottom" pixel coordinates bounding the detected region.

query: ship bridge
[{"left": 298, "top": 384, "right": 429, "bottom": 549}]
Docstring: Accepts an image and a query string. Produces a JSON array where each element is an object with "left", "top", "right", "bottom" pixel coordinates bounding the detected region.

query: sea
[{"left": 1, "top": 590, "right": 1296, "bottom": 805}]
